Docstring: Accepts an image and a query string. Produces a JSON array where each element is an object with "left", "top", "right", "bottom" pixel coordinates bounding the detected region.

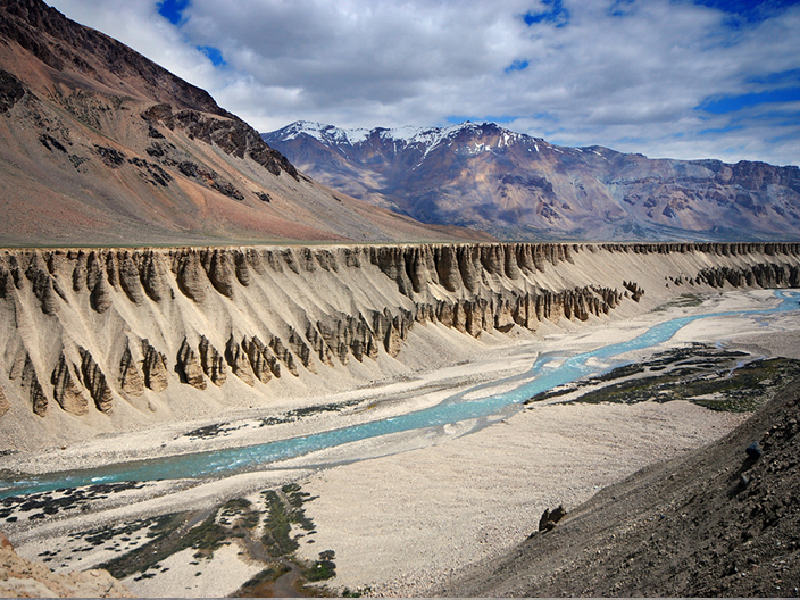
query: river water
[{"left": 2, "top": 290, "right": 798, "bottom": 499}]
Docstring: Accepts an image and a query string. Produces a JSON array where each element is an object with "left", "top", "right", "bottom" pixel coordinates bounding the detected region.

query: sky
[{"left": 46, "top": 0, "right": 800, "bottom": 166}]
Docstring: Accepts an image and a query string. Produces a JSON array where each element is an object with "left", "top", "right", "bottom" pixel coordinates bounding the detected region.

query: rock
[
  {"left": 0, "top": 265, "right": 14, "bottom": 299},
  {"left": 746, "top": 442, "right": 762, "bottom": 460},
  {"left": 539, "top": 505, "right": 567, "bottom": 532},
  {"left": 481, "top": 245, "right": 504, "bottom": 275},
  {"left": 72, "top": 252, "right": 87, "bottom": 292},
  {"left": 118, "top": 253, "right": 144, "bottom": 304},
  {"left": 383, "top": 311, "right": 403, "bottom": 358},
  {"left": 203, "top": 249, "right": 235, "bottom": 298},
  {"left": 270, "top": 336, "right": 299, "bottom": 377},
  {"left": 0, "top": 540, "right": 133, "bottom": 597},
  {"left": 623, "top": 281, "right": 644, "bottom": 302},
  {"left": 289, "top": 327, "right": 316, "bottom": 373},
  {"left": 90, "top": 276, "right": 112, "bottom": 314},
  {"left": 177, "top": 338, "right": 206, "bottom": 390},
  {"left": 458, "top": 246, "right": 480, "bottom": 292},
  {"left": 233, "top": 251, "right": 250, "bottom": 286},
  {"left": 198, "top": 335, "right": 226, "bottom": 386},
  {"left": 117, "top": 345, "right": 144, "bottom": 397},
  {"left": 9, "top": 349, "right": 47, "bottom": 416},
  {"left": 226, "top": 335, "right": 255, "bottom": 386},
  {"left": 105, "top": 252, "right": 119, "bottom": 288},
  {"left": 436, "top": 246, "right": 461, "bottom": 292},
  {"left": 141, "top": 251, "right": 167, "bottom": 302},
  {"left": 298, "top": 248, "right": 317, "bottom": 272},
  {"left": 52, "top": 351, "right": 89, "bottom": 414},
  {"left": 370, "top": 247, "right": 412, "bottom": 295},
  {"left": 0, "top": 386, "right": 8, "bottom": 418},
  {"left": 80, "top": 349, "right": 113, "bottom": 413},
  {"left": 0, "top": 68, "right": 25, "bottom": 113},
  {"left": 316, "top": 249, "right": 338, "bottom": 272},
  {"left": 176, "top": 251, "right": 207, "bottom": 302},
  {"left": 242, "top": 335, "right": 274, "bottom": 383},
  {"left": 141, "top": 340, "right": 169, "bottom": 392},
  {"left": 25, "top": 265, "right": 58, "bottom": 315}
]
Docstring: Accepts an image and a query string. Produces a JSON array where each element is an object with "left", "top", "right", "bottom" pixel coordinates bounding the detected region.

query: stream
[{"left": 2, "top": 290, "right": 798, "bottom": 499}]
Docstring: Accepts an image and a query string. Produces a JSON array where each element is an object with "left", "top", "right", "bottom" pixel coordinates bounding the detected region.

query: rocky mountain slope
[
  {"left": 0, "top": 241, "right": 798, "bottom": 452},
  {"left": 438, "top": 376, "right": 800, "bottom": 598},
  {"left": 264, "top": 121, "right": 800, "bottom": 242},
  {"left": 0, "top": 0, "right": 482, "bottom": 247}
]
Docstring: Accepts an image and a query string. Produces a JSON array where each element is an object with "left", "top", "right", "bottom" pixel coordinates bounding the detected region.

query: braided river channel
[{"left": 2, "top": 290, "right": 799, "bottom": 499}]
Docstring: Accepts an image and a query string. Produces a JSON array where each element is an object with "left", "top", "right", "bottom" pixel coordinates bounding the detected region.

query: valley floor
[{"left": 2, "top": 289, "right": 800, "bottom": 597}]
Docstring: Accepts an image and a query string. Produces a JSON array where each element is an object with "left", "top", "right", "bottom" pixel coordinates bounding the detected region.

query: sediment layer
[{"left": 0, "top": 242, "right": 798, "bottom": 446}]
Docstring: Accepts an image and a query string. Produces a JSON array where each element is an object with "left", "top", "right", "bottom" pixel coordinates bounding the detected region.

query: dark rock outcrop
[
  {"left": 52, "top": 351, "right": 89, "bottom": 414},
  {"left": 175, "top": 250, "right": 207, "bottom": 302},
  {"left": 177, "top": 338, "right": 206, "bottom": 390},
  {"left": 119, "top": 253, "right": 145, "bottom": 304},
  {"left": 9, "top": 348, "right": 47, "bottom": 416},
  {"left": 226, "top": 335, "right": 255, "bottom": 386},
  {"left": 538, "top": 505, "right": 567, "bottom": 532},
  {"left": 79, "top": 348, "right": 113, "bottom": 413},
  {"left": 141, "top": 340, "right": 168, "bottom": 392},
  {"left": 0, "top": 68, "right": 25, "bottom": 113},
  {"left": 117, "top": 345, "right": 144, "bottom": 397},
  {"left": 242, "top": 335, "right": 278, "bottom": 383},
  {"left": 198, "top": 335, "right": 226, "bottom": 386}
]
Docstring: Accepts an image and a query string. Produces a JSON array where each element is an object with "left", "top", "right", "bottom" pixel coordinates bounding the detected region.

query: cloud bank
[{"left": 47, "top": 0, "right": 800, "bottom": 165}]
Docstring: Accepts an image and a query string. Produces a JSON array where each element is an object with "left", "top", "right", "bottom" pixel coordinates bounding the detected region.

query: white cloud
[{"left": 46, "top": 0, "right": 800, "bottom": 166}]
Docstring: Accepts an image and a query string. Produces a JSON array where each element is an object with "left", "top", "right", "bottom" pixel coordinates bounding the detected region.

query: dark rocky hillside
[
  {"left": 438, "top": 378, "right": 800, "bottom": 597},
  {"left": 264, "top": 121, "right": 800, "bottom": 242}
]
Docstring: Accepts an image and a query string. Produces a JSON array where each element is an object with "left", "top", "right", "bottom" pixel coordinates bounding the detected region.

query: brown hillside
[{"left": 0, "top": 0, "right": 487, "bottom": 246}]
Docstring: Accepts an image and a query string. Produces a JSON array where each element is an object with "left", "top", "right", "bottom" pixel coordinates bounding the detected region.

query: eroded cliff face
[{"left": 0, "top": 242, "right": 798, "bottom": 446}]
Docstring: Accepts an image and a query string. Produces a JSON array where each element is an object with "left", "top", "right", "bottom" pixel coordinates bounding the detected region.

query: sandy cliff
[{"left": 0, "top": 241, "right": 798, "bottom": 452}]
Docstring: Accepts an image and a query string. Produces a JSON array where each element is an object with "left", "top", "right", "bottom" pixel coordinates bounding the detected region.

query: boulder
[{"left": 538, "top": 505, "right": 567, "bottom": 532}]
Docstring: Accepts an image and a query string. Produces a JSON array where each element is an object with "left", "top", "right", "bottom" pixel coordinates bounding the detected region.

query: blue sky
[{"left": 48, "top": 0, "right": 800, "bottom": 166}]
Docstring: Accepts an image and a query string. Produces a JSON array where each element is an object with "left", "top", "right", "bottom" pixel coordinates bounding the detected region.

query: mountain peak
[{"left": 264, "top": 119, "right": 800, "bottom": 242}]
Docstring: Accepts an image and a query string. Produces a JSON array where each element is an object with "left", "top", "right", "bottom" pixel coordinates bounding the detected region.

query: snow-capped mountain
[{"left": 263, "top": 121, "right": 800, "bottom": 241}]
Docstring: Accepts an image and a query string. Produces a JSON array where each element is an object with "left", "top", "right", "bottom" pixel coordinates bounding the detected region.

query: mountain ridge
[
  {"left": 263, "top": 120, "right": 800, "bottom": 242},
  {"left": 0, "top": 0, "right": 485, "bottom": 247}
]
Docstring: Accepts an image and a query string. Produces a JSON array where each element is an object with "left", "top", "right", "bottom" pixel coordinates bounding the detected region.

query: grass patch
[
  {"left": 304, "top": 550, "right": 336, "bottom": 582},
  {"left": 100, "top": 511, "right": 227, "bottom": 578},
  {"left": 566, "top": 356, "right": 800, "bottom": 413},
  {"left": 652, "top": 293, "right": 704, "bottom": 312}
]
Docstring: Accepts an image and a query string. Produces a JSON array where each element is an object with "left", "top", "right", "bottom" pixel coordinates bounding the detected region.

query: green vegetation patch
[
  {"left": 261, "top": 484, "right": 318, "bottom": 557},
  {"left": 566, "top": 357, "right": 800, "bottom": 412},
  {"left": 304, "top": 550, "right": 336, "bottom": 582},
  {"left": 100, "top": 511, "right": 227, "bottom": 578},
  {"left": 526, "top": 344, "right": 800, "bottom": 413},
  {"left": 653, "top": 292, "right": 704, "bottom": 312}
]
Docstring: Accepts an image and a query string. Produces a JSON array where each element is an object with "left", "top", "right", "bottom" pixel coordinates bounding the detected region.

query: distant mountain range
[
  {"left": 0, "top": 0, "right": 479, "bottom": 246},
  {"left": 263, "top": 121, "right": 800, "bottom": 241}
]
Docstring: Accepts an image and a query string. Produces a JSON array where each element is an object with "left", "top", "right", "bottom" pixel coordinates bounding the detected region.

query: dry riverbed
[{"left": 1, "top": 289, "right": 799, "bottom": 597}]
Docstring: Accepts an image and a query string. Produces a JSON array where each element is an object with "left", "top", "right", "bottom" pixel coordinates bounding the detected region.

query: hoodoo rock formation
[{"left": 0, "top": 242, "right": 798, "bottom": 447}]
